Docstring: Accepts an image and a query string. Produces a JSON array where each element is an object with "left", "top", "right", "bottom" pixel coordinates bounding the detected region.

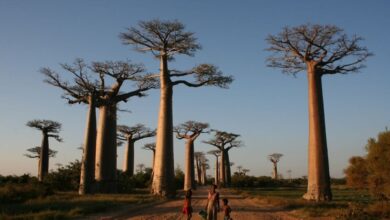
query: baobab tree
[
  {"left": 136, "top": 163, "right": 146, "bottom": 174},
  {"left": 242, "top": 168, "right": 250, "bottom": 176},
  {"left": 142, "top": 143, "right": 156, "bottom": 180},
  {"left": 268, "top": 153, "right": 283, "bottom": 179},
  {"left": 26, "top": 120, "right": 62, "bottom": 181},
  {"left": 174, "top": 121, "right": 209, "bottom": 190},
  {"left": 142, "top": 143, "right": 156, "bottom": 170},
  {"left": 204, "top": 130, "right": 242, "bottom": 187},
  {"left": 208, "top": 150, "right": 221, "bottom": 185},
  {"left": 121, "top": 19, "right": 233, "bottom": 197},
  {"left": 42, "top": 59, "right": 156, "bottom": 193},
  {"left": 42, "top": 59, "right": 100, "bottom": 194},
  {"left": 117, "top": 124, "right": 156, "bottom": 176},
  {"left": 266, "top": 24, "right": 371, "bottom": 201},
  {"left": 24, "top": 146, "right": 57, "bottom": 177}
]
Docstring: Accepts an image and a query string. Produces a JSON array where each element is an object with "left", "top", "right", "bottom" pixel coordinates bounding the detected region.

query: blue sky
[{"left": 0, "top": 0, "right": 389, "bottom": 178}]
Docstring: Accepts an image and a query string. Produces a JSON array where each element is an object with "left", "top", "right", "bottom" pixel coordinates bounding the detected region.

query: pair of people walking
[{"left": 183, "top": 184, "right": 232, "bottom": 220}]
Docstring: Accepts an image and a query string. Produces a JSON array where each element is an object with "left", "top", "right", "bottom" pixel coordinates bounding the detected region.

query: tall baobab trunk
[
  {"left": 79, "top": 96, "right": 97, "bottom": 195},
  {"left": 184, "top": 140, "right": 195, "bottom": 190},
  {"left": 152, "top": 54, "right": 175, "bottom": 197},
  {"left": 38, "top": 132, "right": 49, "bottom": 181},
  {"left": 303, "top": 64, "right": 332, "bottom": 201},
  {"left": 201, "top": 164, "right": 207, "bottom": 185},
  {"left": 123, "top": 139, "right": 135, "bottom": 175},
  {"left": 220, "top": 150, "right": 226, "bottom": 186},
  {"left": 95, "top": 104, "right": 117, "bottom": 193},
  {"left": 196, "top": 157, "right": 202, "bottom": 184},
  {"left": 272, "top": 162, "right": 278, "bottom": 179},
  {"left": 225, "top": 151, "right": 232, "bottom": 186}
]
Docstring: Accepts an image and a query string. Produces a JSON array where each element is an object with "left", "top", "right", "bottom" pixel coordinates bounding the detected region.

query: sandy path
[{"left": 98, "top": 187, "right": 300, "bottom": 220}]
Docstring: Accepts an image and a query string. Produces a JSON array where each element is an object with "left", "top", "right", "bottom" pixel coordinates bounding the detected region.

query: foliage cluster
[
  {"left": 345, "top": 130, "right": 390, "bottom": 200},
  {"left": 231, "top": 174, "right": 308, "bottom": 188}
]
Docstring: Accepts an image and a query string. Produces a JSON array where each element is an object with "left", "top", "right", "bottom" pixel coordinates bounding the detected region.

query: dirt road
[{"left": 97, "top": 187, "right": 299, "bottom": 220}]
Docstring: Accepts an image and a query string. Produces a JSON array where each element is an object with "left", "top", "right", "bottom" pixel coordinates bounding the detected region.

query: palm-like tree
[{"left": 26, "top": 120, "right": 62, "bottom": 181}]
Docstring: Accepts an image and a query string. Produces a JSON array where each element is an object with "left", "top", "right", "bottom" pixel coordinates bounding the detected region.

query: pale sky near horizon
[{"left": 0, "top": 0, "right": 389, "bottom": 179}]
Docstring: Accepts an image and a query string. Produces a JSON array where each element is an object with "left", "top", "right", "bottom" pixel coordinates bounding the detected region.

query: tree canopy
[{"left": 266, "top": 24, "right": 372, "bottom": 75}]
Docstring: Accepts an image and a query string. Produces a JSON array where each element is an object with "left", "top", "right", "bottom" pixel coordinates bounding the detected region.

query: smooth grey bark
[
  {"left": 214, "top": 155, "right": 219, "bottom": 185},
  {"left": 38, "top": 133, "right": 49, "bottom": 182},
  {"left": 79, "top": 96, "right": 97, "bottom": 195},
  {"left": 303, "top": 65, "right": 332, "bottom": 201},
  {"left": 123, "top": 140, "right": 135, "bottom": 175},
  {"left": 152, "top": 54, "right": 175, "bottom": 197},
  {"left": 95, "top": 104, "right": 117, "bottom": 193},
  {"left": 184, "top": 140, "right": 195, "bottom": 190}
]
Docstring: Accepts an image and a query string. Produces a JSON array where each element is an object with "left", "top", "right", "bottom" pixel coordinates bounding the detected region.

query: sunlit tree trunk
[
  {"left": 184, "top": 140, "right": 195, "bottom": 190},
  {"left": 303, "top": 63, "right": 332, "bottom": 201},
  {"left": 38, "top": 132, "right": 49, "bottom": 181},
  {"left": 152, "top": 54, "right": 175, "bottom": 197},
  {"left": 123, "top": 139, "right": 135, "bottom": 175},
  {"left": 79, "top": 96, "right": 96, "bottom": 195},
  {"left": 95, "top": 104, "right": 117, "bottom": 193}
]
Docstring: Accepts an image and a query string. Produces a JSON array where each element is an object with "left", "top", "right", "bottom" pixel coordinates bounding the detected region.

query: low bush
[{"left": 0, "top": 183, "right": 53, "bottom": 204}]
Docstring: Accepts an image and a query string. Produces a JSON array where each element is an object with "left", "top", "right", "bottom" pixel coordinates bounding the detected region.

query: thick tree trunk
[
  {"left": 95, "top": 104, "right": 117, "bottom": 193},
  {"left": 225, "top": 151, "right": 232, "bottom": 186},
  {"left": 273, "top": 162, "right": 278, "bottom": 179},
  {"left": 184, "top": 140, "right": 195, "bottom": 190},
  {"left": 303, "top": 65, "right": 332, "bottom": 201},
  {"left": 202, "top": 164, "right": 207, "bottom": 185},
  {"left": 79, "top": 97, "right": 97, "bottom": 195},
  {"left": 38, "top": 133, "right": 49, "bottom": 181},
  {"left": 123, "top": 139, "right": 135, "bottom": 176},
  {"left": 152, "top": 54, "right": 175, "bottom": 197},
  {"left": 215, "top": 156, "right": 219, "bottom": 185}
]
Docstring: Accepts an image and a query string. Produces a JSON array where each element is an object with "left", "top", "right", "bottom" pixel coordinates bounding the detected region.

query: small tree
[
  {"left": 26, "top": 120, "right": 62, "bottom": 181},
  {"left": 174, "top": 121, "right": 209, "bottom": 190},
  {"left": 121, "top": 19, "right": 233, "bottom": 197},
  {"left": 117, "top": 124, "right": 156, "bottom": 176},
  {"left": 266, "top": 24, "right": 371, "bottom": 201},
  {"left": 268, "top": 153, "right": 283, "bottom": 179}
]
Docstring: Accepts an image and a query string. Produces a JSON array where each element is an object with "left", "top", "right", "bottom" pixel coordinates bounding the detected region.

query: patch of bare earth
[{"left": 93, "top": 187, "right": 304, "bottom": 220}]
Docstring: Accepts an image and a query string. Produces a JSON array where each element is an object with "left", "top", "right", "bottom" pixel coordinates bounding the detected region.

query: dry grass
[
  {"left": 0, "top": 189, "right": 160, "bottom": 220},
  {"left": 235, "top": 186, "right": 389, "bottom": 219}
]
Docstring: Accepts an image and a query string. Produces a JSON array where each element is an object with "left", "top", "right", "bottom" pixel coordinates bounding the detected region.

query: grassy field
[
  {"left": 236, "top": 186, "right": 388, "bottom": 219},
  {"left": 0, "top": 189, "right": 160, "bottom": 220}
]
